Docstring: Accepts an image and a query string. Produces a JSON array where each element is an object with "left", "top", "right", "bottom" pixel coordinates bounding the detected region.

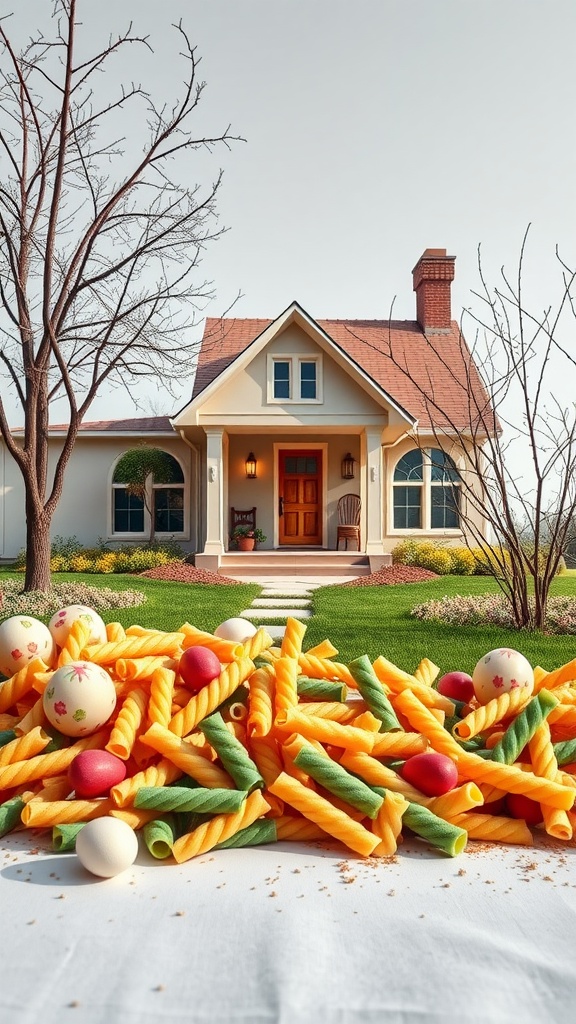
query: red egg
[
  {"left": 505, "top": 793, "right": 543, "bottom": 826},
  {"left": 68, "top": 749, "right": 127, "bottom": 798},
  {"left": 400, "top": 752, "right": 459, "bottom": 796},
  {"left": 179, "top": 645, "right": 222, "bottom": 693},
  {"left": 437, "top": 671, "right": 475, "bottom": 703}
]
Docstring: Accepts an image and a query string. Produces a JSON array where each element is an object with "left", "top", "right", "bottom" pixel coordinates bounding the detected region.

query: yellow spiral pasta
[
  {"left": 426, "top": 782, "right": 484, "bottom": 818},
  {"left": 115, "top": 656, "right": 178, "bottom": 682},
  {"left": 456, "top": 748, "right": 576, "bottom": 810},
  {"left": 0, "top": 657, "right": 48, "bottom": 714},
  {"left": 0, "top": 726, "right": 51, "bottom": 767},
  {"left": 110, "top": 807, "right": 159, "bottom": 830},
  {"left": 393, "top": 690, "right": 463, "bottom": 759},
  {"left": 297, "top": 654, "right": 356, "bottom": 687},
  {"left": 547, "top": 705, "right": 576, "bottom": 728},
  {"left": 0, "top": 731, "right": 106, "bottom": 790},
  {"left": 83, "top": 632, "right": 185, "bottom": 665},
  {"left": 370, "top": 731, "right": 429, "bottom": 759},
  {"left": 179, "top": 623, "right": 244, "bottom": 662},
  {"left": 305, "top": 639, "right": 339, "bottom": 659},
  {"left": 148, "top": 668, "right": 176, "bottom": 729},
  {"left": 172, "top": 791, "right": 270, "bottom": 863},
  {"left": 34, "top": 775, "right": 73, "bottom": 802},
  {"left": 527, "top": 721, "right": 572, "bottom": 841},
  {"left": 534, "top": 658, "right": 576, "bottom": 693},
  {"left": 372, "top": 656, "right": 454, "bottom": 714},
  {"left": 141, "top": 722, "right": 234, "bottom": 788},
  {"left": 454, "top": 688, "right": 533, "bottom": 740},
  {"left": 110, "top": 757, "right": 182, "bottom": 807},
  {"left": 297, "top": 702, "right": 360, "bottom": 724},
  {"left": 21, "top": 797, "right": 115, "bottom": 827},
  {"left": 13, "top": 697, "right": 47, "bottom": 736},
  {"left": 274, "top": 707, "right": 375, "bottom": 753},
  {"left": 274, "top": 656, "right": 299, "bottom": 717},
  {"left": 274, "top": 814, "right": 326, "bottom": 842},
  {"left": 106, "top": 623, "right": 127, "bottom": 642},
  {"left": 371, "top": 790, "right": 409, "bottom": 856},
  {"left": 106, "top": 686, "right": 148, "bottom": 760},
  {"left": 413, "top": 658, "right": 440, "bottom": 687},
  {"left": 168, "top": 656, "right": 254, "bottom": 737},
  {"left": 242, "top": 627, "right": 274, "bottom": 661},
  {"left": 280, "top": 617, "right": 307, "bottom": 661},
  {"left": 446, "top": 811, "right": 533, "bottom": 845},
  {"left": 268, "top": 771, "right": 380, "bottom": 857},
  {"left": 339, "top": 750, "right": 428, "bottom": 804},
  {"left": 57, "top": 618, "right": 93, "bottom": 667}
]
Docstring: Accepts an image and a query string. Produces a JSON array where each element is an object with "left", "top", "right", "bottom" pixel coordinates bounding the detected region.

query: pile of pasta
[{"left": 1, "top": 613, "right": 576, "bottom": 864}]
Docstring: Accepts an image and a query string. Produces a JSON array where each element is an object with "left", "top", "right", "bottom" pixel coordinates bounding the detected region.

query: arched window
[
  {"left": 393, "top": 448, "right": 460, "bottom": 531},
  {"left": 112, "top": 451, "right": 185, "bottom": 536}
]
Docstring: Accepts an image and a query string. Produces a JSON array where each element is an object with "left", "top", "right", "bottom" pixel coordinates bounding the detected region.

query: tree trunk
[{"left": 23, "top": 498, "right": 53, "bottom": 592}]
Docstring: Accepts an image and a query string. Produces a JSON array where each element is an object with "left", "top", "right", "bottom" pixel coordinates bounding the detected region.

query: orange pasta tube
[
  {"left": 246, "top": 665, "right": 275, "bottom": 738},
  {"left": 115, "top": 656, "right": 178, "bottom": 682},
  {"left": 274, "top": 707, "right": 375, "bottom": 753},
  {"left": 372, "top": 656, "right": 454, "bottom": 714},
  {"left": 274, "top": 814, "right": 326, "bottom": 842},
  {"left": 339, "top": 750, "right": 428, "bottom": 804},
  {"left": 297, "top": 702, "right": 360, "bottom": 724},
  {"left": 106, "top": 687, "right": 148, "bottom": 760},
  {"left": 179, "top": 623, "right": 244, "bottom": 662},
  {"left": 280, "top": 617, "right": 307, "bottom": 660},
  {"left": 83, "top": 632, "right": 185, "bottom": 665},
  {"left": 242, "top": 627, "right": 274, "bottom": 661},
  {"left": 0, "top": 657, "right": 48, "bottom": 714},
  {"left": 370, "top": 731, "right": 429, "bottom": 759},
  {"left": 0, "top": 731, "right": 106, "bottom": 790},
  {"left": 110, "top": 807, "right": 159, "bottom": 830},
  {"left": 534, "top": 658, "right": 576, "bottom": 693},
  {"left": 305, "top": 639, "right": 339, "bottom": 659},
  {"left": 172, "top": 791, "right": 270, "bottom": 863},
  {"left": 110, "top": 757, "right": 182, "bottom": 807},
  {"left": 456, "top": 749, "right": 576, "bottom": 810},
  {"left": 140, "top": 722, "right": 234, "bottom": 788},
  {"left": 393, "top": 690, "right": 462, "bottom": 759},
  {"left": 106, "top": 623, "right": 126, "bottom": 642},
  {"left": 168, "top": 656, "right": 254, "bottom": 737},
  {"left": 13, "top": 698, "right": 48, "bottom": 736},
  {"left": 274, "top": 656, "right": 299, "bottom": 716},
  {"left": 447, "top": 811, "right": 533, "bottom": 845},
  {"left": 0, "top": 726, "right": 51, "bottom": 767},
  {"left": 372, "top": 790, "right": 409, "bottom": 856},
  {"left": 453, "top": 688, "right": 532, "bottom": 740},
  {"left": 297, "top": 654, "right": 355, "bottom": 687},
  {"left": 22, "top": 797, "right": 114, "bottom": 827},
  {"left": 426, "top": 782, "right": 484, "bottom": 818},
  {"left": 148, "top": 668, "right": 176, "bottom": 729},
  {"left": 268, "top": 771, "right": 380, "bottom": 857},
  {"left": 57, "top": 618, "right": 93, "bottom": 666},
  {"left": 528, "top": 721, "right": 573, "bottom": 841},
  {"left": 413, "top": 658, "right": 440, "bottom": 687}
]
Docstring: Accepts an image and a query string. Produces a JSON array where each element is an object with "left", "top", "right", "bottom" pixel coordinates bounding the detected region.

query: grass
[{"left": 1, "top": 569, "right": 575, "bottom": 678}]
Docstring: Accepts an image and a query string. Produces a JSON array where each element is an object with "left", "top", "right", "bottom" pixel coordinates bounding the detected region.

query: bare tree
[
  {"left": 0, "top": 0, "right": 240, "bottom": 591},
  {"left": 348, "top": 229, "right": 576, "bottom": 630}
]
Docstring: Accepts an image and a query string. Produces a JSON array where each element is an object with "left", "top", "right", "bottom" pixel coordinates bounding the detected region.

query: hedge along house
[{"left": 0, "top": 248, "right": 493, "bottom": 573}]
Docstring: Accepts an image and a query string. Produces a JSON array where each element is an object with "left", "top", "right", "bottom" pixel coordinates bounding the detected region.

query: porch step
[{"left": 219, "top": 550, "right": 371, "bottom": 578}]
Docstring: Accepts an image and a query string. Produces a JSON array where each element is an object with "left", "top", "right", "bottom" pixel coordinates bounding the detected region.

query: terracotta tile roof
[{"left": 192, "top": 315, "right": 493, "bottom": 433}]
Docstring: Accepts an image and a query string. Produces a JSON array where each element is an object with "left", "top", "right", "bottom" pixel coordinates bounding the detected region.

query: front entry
[{"left": 279, "top": 449, "right": 322, "bottom": 546}]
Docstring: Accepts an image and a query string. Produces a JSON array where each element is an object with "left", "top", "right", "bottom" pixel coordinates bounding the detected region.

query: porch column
[
  {"left": 203, "top": 429, "right": 225, "bottom": 554},
  {"left": 364, "top": 429, "right": 384, "bottom": 554}
]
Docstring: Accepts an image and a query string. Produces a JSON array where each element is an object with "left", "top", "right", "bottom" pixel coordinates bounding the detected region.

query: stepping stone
[
  {"left": 240, "top": 608, "right": 312, "bottom": 620},
  {"left": 263, "top": 624, "right": 288, "bottom": 640},
  {"left": 251, "top": 598, "right": 310, "bottom": 608}
]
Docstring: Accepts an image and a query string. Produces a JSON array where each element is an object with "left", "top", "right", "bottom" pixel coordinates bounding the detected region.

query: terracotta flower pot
[{"left": 238, "top": 537, "right": 255, "bottom": 551}]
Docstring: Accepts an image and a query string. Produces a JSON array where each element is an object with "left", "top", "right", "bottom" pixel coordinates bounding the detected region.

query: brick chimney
[{"left": 412, "top": 248, "right": 455, "bottom": 332}]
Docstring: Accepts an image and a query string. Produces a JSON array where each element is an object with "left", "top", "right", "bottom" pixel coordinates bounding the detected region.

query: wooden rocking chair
[{"left": 336, "top": 493, "right": 361, "bottom": 550}]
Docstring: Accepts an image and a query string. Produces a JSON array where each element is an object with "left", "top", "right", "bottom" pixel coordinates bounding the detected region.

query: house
[{"left": 0, "top": 248, "right": 492, "bottom": 573}]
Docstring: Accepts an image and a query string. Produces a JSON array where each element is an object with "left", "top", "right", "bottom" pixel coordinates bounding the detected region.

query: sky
[{"left": 2, "top": 0, "right": 576, "bottom": 423}]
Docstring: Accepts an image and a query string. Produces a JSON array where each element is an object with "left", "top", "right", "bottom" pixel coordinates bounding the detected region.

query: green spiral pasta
[
  {"left": 214, "top": 819, "right": 277, "bottom": 850},
  {"left": 293, "top": 740, "right": 384, "bottom": 819},
  {"left": 0, "top": 795, "right": 25, "bottom": 837},
  {"left": 347, "top": 655, "right": 402, "bottom": 732},
  {"left": 134, "top": 785, "right": 246, "bottom": 815},
  {"left": 143, "top": 816, "right": 177, "bottom": 859},
  {"left": 489, "top": 689, "right": 559, "bottom": 765},
  {"left": 402, "top": 802, "right": 467, "bottom": 857},
  {"left": 198, "top": 711, "right": 264, "bottom": 792},
  {"left": 52, "top": 822, "right": 86, "bottom": 852},
  {"left": 0, "top": 729, "right": 16, "bottom": 749},
  {"left": 296, "top": 678, "right": 348, "bottom": 702},
  {"left": 552, "top": 738, "right": 576, "bottom": 766}
]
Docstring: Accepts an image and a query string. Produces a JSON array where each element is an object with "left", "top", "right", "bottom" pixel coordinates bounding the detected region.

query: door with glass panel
[{"left": 279, "top": 450, "right": 322, "bottom": 545}]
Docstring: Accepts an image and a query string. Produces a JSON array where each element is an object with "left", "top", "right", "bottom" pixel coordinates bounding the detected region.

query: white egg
[
  {"left": 214, "top": 617, "right": 257, "bottom": 643},
  {"left": 49, "top": 604, "right": 107, "bottom": 647},
  {"left": 0, "top": 615, "right": 55, "bottom": 678},
  {"left": 76, "top": 817, "right": 139, "bottom": 878},
  {"left": 43, "top": 661, "right": 117, "bottom": 737},
  {"left": 472, "top": 647, "right": 534, "bottom": 705}
]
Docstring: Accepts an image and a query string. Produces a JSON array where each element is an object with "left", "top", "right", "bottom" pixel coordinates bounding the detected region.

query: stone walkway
[{"left": 236, "top": 574, "right": 354, "bottom": 640}]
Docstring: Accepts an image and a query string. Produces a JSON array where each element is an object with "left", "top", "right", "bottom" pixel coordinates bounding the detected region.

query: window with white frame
[
  {"left": 393, "top": 448, "right": 461, "bottom": 531},
  {"left": 112, "top": 453, "right": 185, "bottom": 535},
  {"left": 268, "top": 355, "right": 322, "bottom": 403}
]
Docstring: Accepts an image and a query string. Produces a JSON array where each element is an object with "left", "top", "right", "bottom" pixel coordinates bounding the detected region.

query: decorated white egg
[
  {"left": 48, "top": 604, "right": 107, "bottom": 647},
  {"left": 75, "top": 817, "right": 139, "bottom": 878},
  {"left": 214, "top": 617, "right": 257, "bottom": 643},
  {"left": 0, "top": 615, "right": 56, "bottom": 678},
  {"left": 472, "top": 647, "right": 534, "bottom": 705},
  {"left": 43, "top": 661, "right": 117, "bottom": 737}
]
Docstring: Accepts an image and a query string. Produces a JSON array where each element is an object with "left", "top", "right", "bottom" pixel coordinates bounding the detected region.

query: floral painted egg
[
  {"left": 43, "top": 661, "right": 117, "bottom": 737},
  {"left": 472, "top": 648, "right": 534, "bottom": 705},
  {"left": 48, "top": 604, "right": 107, "bottom": 648},
  {"left": 0, "top": 615, "right": 56, "bottom": 678},
  {"left": 214, "top": 617, "right": 257, "bottom": 643}
]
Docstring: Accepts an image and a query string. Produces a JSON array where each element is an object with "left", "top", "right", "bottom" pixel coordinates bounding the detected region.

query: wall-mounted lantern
[
  {"left": 245, "top": 452, "right": 257, "bottom": 479},
  {"left": 341, "top": 452, "right": 356, "bottom": 480}
]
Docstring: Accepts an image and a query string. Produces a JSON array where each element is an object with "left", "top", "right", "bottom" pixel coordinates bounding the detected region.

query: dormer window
[{"left": 268, "top": 354, "right": 322, "bottom": 403}]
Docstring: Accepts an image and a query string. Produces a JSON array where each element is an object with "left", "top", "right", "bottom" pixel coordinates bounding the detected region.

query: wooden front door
[{"left": 279, "top": 449, "right": 322, "bottom": 545}]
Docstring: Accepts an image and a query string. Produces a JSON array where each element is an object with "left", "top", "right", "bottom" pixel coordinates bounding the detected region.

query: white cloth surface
[{"left": 1, "top": 829, "right": 576, "bottom": 1024}]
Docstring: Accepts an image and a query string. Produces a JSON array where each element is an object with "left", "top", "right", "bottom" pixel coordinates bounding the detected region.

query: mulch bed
[
  {"left": 340, "top": 565, "right": 439, "bottom": 586},
  {"left": 139, "top": 560, "right": 438, "bottom": 587}
]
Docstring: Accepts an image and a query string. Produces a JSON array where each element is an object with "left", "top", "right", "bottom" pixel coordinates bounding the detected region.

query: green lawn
[{"left": 1, "top": 570, "right": 575, "bottom": 678}]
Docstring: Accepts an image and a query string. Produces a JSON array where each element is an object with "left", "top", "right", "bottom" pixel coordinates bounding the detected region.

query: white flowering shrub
[
  {"left": 0, "top": 579, "right": 145, "bottom": 619},
  {"left": 411, "top": 593, "right": 576, "bottom": 634}
]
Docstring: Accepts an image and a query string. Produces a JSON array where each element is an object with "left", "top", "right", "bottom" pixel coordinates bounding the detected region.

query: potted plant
[{"left": 232, "top": 525, "right": 267, "bottom": 551}]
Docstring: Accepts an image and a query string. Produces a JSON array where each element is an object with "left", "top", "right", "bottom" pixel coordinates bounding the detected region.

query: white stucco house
[{"left": 0, "top": 248, "right": 492, "bottom": 573}]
